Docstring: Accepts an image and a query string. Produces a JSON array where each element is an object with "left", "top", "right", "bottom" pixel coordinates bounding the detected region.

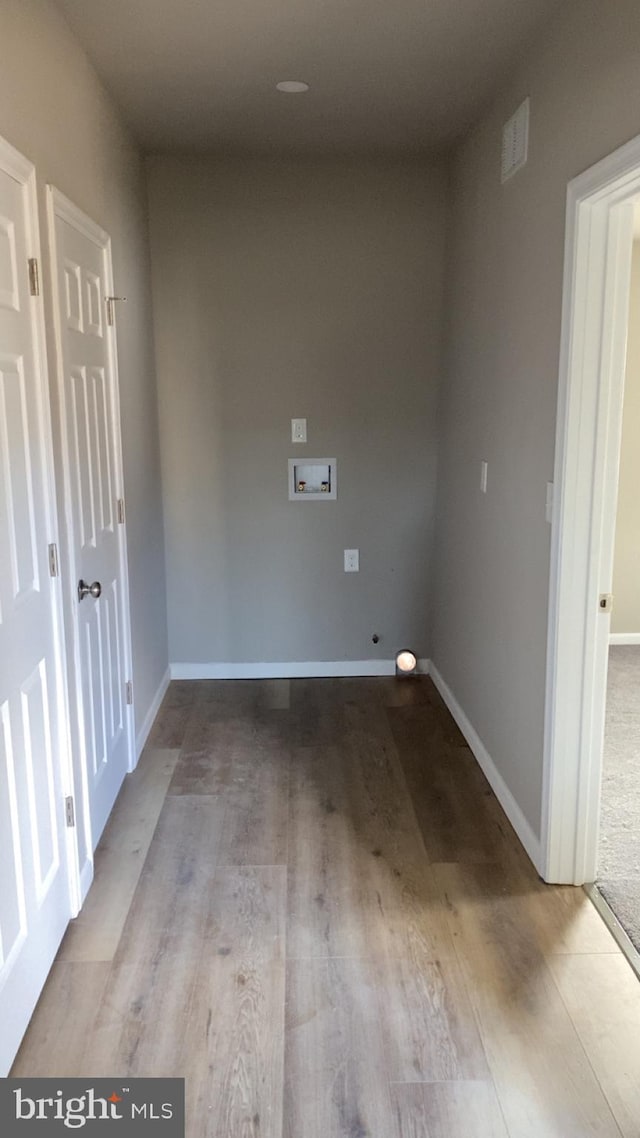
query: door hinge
[
  {"left": 28, "top": 258, "right": 40, "bottom": 297},
  {"left": 105, "top": 295, "right": 126, "bottom": 326},
  {"left": 48, "top": 542, "right": 59, "bottom": 578},
  {"left": 599, "top": 593, "right": 614, "bottom": 613},
  {"left": 117, "top": 498, "right": 125, "bottom": 524},
  {"left": 125, "top": 680, "right": 133, "bottom": 705},
  {"left": 65, "top": 795, "right": 75, "bottom": 828}
]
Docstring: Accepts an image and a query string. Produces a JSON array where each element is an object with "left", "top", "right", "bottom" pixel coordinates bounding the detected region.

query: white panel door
[
  {"left": 48, "top": 190, "right": 134, "bottom": 849},
  {"left": 0, "top": 142, "right": 73, "bottom": 1075}
]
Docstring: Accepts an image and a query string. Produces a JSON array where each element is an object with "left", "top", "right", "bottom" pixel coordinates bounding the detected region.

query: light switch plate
[
  {"left": 344, "top": 549, "right": 359, "bottom": 573},
  {"left": 291, "top": 418, "right": 307, "bottom": 443}
]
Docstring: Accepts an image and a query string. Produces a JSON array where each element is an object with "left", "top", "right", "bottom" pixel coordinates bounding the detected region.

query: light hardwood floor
[{"left": 12, "top": 677, "right": 640, "bottom": 1137}]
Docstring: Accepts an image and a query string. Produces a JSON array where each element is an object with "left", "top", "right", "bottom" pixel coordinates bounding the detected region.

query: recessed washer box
[{"left": 288, "top": 458, "right": 337, "bottom": 500}]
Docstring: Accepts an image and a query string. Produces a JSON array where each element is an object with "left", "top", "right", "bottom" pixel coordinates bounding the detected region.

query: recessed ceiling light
[{"left": 276, "top": 80, "right": 309, "bottom": 94}]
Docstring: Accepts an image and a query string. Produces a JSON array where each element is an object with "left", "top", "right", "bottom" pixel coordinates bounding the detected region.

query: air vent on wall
[{"left": 501, "top": 97, "right": 530, "bottom": 183}]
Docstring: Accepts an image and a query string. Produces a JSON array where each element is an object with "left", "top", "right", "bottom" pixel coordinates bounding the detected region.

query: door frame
[
  {"left": 46, "top": 187, "right": 136, "bottom": 889},
  {"left": 543, "top": 132, "right": 640, "bottom": 884},
  {"left": 0, "top": 134, "right": 80, "bottom": 918}
]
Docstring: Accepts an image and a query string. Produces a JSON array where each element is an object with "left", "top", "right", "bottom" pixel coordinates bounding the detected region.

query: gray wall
[
  {"left": 0, "top": 0, "right": 168, "bottom": 731},
  {"left": 433, "top": 0, "right": 640, "bottom": 835},
  {"left": 613, "top": 241, "right": 640, "bottom": 635},
  {"left": 147, "top": 156, "right": 447, "bottom": 666}
]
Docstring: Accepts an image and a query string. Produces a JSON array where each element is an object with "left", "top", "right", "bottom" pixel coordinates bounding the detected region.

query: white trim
[
  {"left": 429, "top": 663, "right": 542, "bottom": 872},
  {"left": 136, "top": 668, "right": 171, "bottom": 758},
  {"left": 79, "top": 858, "right": 94, "bottom": 906},
  {"left": 101, "top": 228, "right": 137, "bottom": 774},
  {"left": 48, "top": 188, "right": 109, "bottom": 247},
  {"left": 0, "top": 134, "right": 35, "bottom": 183},
  {"left": 171, "top": 659, "right": 430, "bottom": 681},
  {"left": 609, "top": 632, "right": 640, "bottom": 645},
  {"left": 543, "top": 131, "right": 640, "bottom": 885}
]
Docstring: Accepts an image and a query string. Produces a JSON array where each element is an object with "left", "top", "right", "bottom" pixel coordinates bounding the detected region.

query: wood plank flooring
[{"left": 12, "top": 676, "right": 640, "bottom": 1137}]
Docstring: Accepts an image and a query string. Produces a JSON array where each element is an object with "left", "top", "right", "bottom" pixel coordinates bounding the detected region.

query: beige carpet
[{"left": 598, "top": 645, "right": 640, "bottom": 951}]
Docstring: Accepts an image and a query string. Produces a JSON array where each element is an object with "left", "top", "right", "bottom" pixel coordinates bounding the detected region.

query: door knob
[{"left": 78, "top": 579, "right": 102, "bottom": 601}]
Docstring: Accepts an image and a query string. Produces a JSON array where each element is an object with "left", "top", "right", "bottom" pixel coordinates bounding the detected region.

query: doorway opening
[
  {"left": 591, "top": 223, "right": 640, "bottom": 969},
  {"left": 543, "top": 131, "right": 640, "bottom": 975}
]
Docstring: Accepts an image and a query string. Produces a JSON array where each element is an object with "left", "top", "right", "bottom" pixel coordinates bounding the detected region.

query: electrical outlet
[
  {"left": 291, "top": 418, "right": 307, "bottom": 443},
  {"left": 344, "top": 549, "right": 359, "bottom": 573}
]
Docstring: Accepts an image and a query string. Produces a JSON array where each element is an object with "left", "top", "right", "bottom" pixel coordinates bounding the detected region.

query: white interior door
[
  {"left": 48, "top": 189, "right": 134, "bottom": 850},
  {"left": 0, "top": 140, "right": 74, "bottom": 1075}
]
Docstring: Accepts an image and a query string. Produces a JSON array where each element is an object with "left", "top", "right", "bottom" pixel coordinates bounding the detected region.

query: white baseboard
[
  {"left": 171, "top": 659, "right": 430, "bottom": 681},
  {"left": 135, "top": 667, "right": 171, "bottom": 758},
  {"left": 609, "top": 632, "right": 640, "bottom": 645},
  {"left": 428, "top": 661, "right": 542, "bottom": 873}
]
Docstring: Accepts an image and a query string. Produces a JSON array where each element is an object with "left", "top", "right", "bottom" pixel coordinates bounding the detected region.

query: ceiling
[{"left": 54, "top": 0, "right": 560, "bottom": 154}]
